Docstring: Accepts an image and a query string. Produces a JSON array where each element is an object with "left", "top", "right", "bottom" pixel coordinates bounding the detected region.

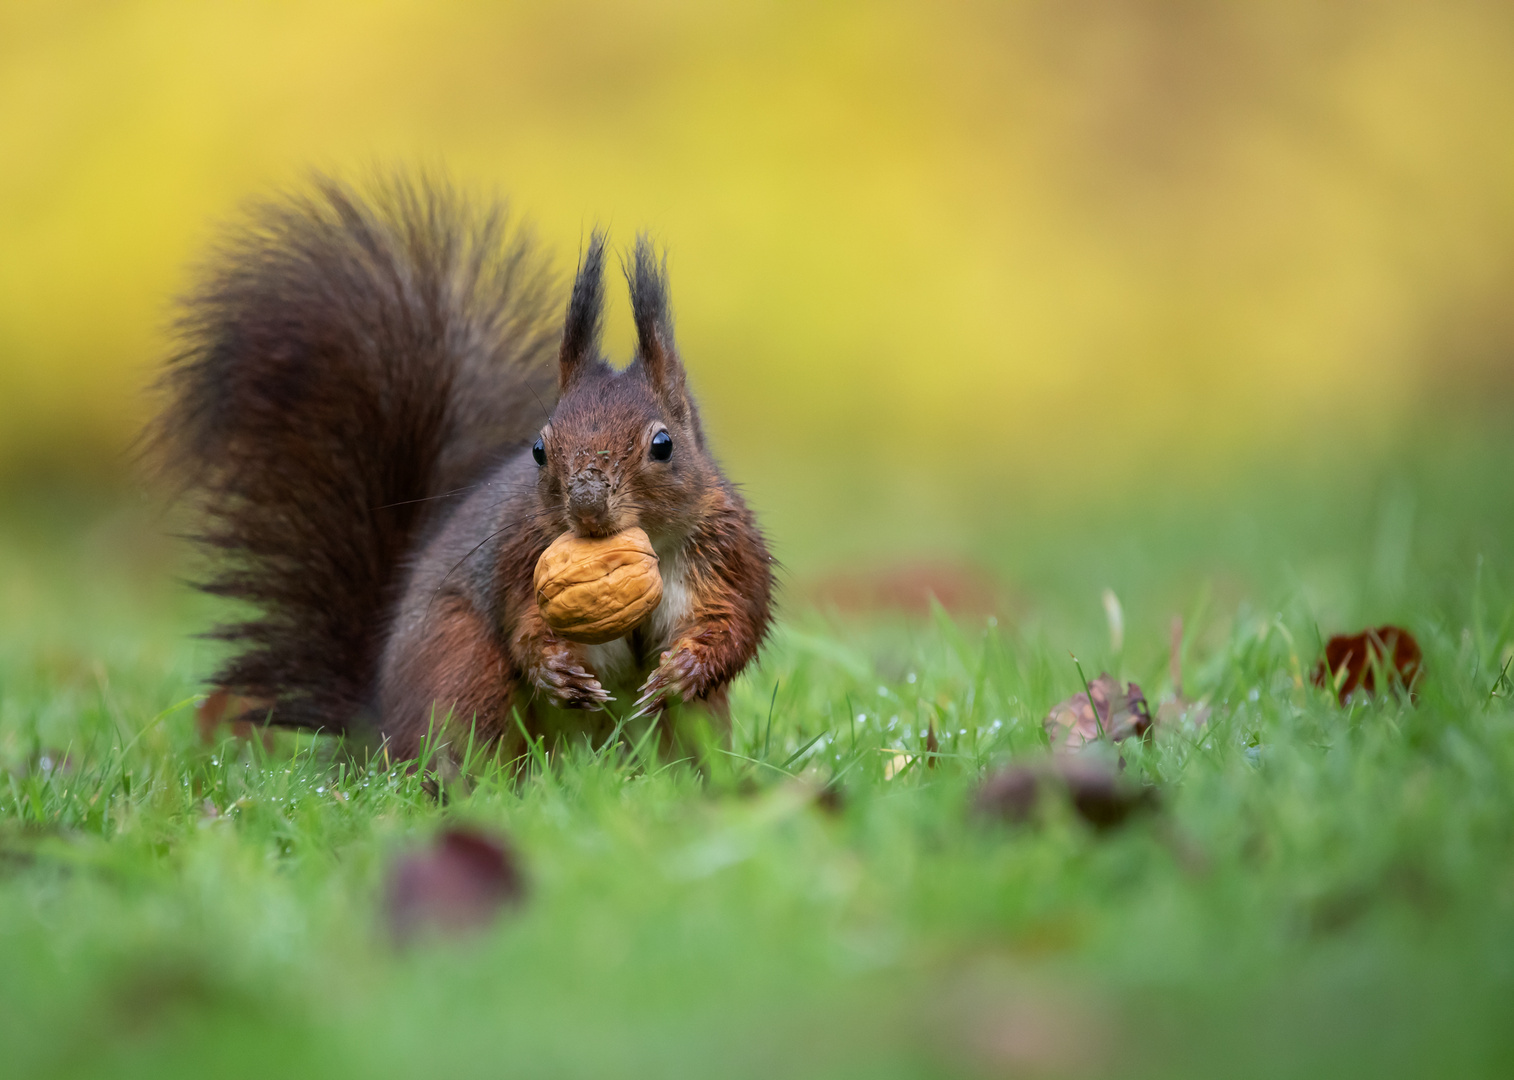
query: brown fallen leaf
[
  {"left": 975, "top": 757, "right": 1158, "bottom": 831},
  {"left": 1043, "top": 673, "right": 1151, "bottom": 753},
  {"left": 1311, "top": 625, "right": 1423, "bottom": 704},
  {"left": 385, "top": 827, "right": 526, "bottom": 943}
]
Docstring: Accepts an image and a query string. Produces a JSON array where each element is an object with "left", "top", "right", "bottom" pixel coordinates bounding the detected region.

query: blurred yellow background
[{"left": 3, "top": 1, "right": 1512, "bottom": 508}]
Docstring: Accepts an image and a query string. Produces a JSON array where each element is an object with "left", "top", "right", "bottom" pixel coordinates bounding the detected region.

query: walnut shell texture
[{"left": 533, "top": 527, "right": 664, "bottom": 645}]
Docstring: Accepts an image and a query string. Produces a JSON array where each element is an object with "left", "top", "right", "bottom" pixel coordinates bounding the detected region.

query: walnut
[{"left": 533, "top": 527, "right": 663, "bottom": 644}]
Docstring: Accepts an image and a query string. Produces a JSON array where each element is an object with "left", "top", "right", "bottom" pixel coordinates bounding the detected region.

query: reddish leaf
[
  {"left": 975, "top": 758, "right": 1158, "bottom": 831},
  {"left": 1043, "top": 673, "right": 1151, "bottom": 753},
  {"left": 386, "top": 828, "right": 526, "bottom": 943},
  {"left": 1311, "top": 625, "right": 1423, "bottom": 704}
]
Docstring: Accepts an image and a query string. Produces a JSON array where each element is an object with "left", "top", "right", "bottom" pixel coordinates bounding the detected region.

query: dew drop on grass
[
  {"left": 1248, "top": 688, "right": 1260, "bottom": 702},
  {"left": 906, "top": 672, "right": 917, "bottom": 684}
]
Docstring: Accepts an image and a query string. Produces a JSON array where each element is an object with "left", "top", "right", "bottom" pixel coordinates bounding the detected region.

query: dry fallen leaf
[
  {"left": 386, "top": 827, "right": 526, "bottom": 943},
  {"left": 1043, "top": 673, "right": 1151, "bottom": 753},
  {"left": 1311, "top": 625, "right": 1423, "bottom": 704},
  {"left": 975, "top": 757, "right": 1158, "bottom": 831}
]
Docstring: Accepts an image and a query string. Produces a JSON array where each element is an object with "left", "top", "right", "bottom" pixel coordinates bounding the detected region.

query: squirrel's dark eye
[
  {"left": 650, "top": 429, "right": 672, "bottom": 462},
  {"left": 532, "top": 437, "right": 546, "bottom": 467}
]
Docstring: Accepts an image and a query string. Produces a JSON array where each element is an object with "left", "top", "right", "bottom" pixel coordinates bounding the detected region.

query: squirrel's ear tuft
[
  {"left": 626, "top": 235, "right": 687, "bottom": 419},
  {"left": 560, "top": 231, "right": 607, "bottom": 389}
]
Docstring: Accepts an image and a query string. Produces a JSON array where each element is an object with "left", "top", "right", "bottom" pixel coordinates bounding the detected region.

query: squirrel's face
[
  {"left": 541, "top": 231, "right": 711, "bottom": 545},
  {"left": 533, "top": 369, "right": 709, "bottom": 542}
]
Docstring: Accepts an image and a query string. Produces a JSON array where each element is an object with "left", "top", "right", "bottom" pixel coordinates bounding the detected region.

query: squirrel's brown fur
[{"left": 155, "top": 173, "right": 774, "bottom": 759}]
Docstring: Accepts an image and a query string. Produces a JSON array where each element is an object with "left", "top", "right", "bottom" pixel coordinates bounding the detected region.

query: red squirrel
[{"left": 156, "top": 174, "right": 774, "bottom": 760}]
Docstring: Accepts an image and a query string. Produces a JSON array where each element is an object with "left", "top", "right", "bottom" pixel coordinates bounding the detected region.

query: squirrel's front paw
[
  {"left": 634, "top": 646, "right": 710, "bottom": 715},
  {"left": 533, "top": 647, "right": 611, "bottom": 709}
]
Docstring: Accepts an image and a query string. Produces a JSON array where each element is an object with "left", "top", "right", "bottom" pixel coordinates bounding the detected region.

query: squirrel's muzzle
[{"left": 567, "top": 467, "right": 614, "bottom": 535}]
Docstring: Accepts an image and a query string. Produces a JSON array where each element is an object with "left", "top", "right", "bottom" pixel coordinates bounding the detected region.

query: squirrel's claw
[
  {"left": 631, "top": 671, "right": 671, "bottom": 716},
  {"left": 634, "top": 647, "right": 709, "bottom": 715},
  {"left": 536, "top": 654, "right": 611, "bottom": 709},
  {"left": 631, "top": 685, "right": 665, "bottom": 717}
]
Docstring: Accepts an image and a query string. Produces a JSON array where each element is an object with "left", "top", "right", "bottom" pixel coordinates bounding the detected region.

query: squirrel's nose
[{"left": 567, "top": 468, "right": 613, "bottom": 533}]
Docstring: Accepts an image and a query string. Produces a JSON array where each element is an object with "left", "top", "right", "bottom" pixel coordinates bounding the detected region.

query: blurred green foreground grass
[{"left": 4, "top": 428, "right": 1514, "bottom": 1079}]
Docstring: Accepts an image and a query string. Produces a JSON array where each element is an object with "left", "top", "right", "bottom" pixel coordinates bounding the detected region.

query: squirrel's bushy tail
[{"left": 155, "top": 173, "right": 559, "bottom": 734}]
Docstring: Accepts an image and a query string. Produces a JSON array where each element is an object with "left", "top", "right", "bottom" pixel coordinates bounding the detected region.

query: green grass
[{"left": 5, "top": 435, "right": 1514, "bottom": 1079}]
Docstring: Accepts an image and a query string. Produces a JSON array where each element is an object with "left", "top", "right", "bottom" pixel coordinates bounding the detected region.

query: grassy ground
[{"left": 5, "top": 429, "right": 1514, "bottom": 1078}]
